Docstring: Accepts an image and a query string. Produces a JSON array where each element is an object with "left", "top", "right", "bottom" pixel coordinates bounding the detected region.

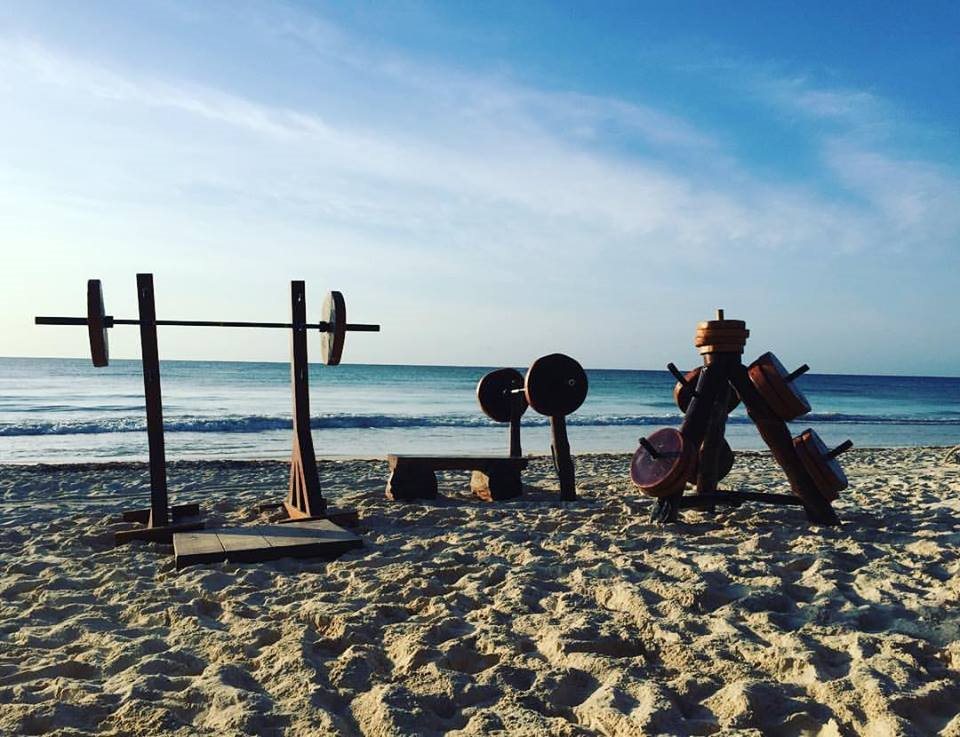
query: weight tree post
[{"left": 284, "top": 280, "right": 327, "bottom": 520}]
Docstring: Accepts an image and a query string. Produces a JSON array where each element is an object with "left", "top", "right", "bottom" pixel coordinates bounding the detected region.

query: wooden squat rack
[{"left": 35, "top": 274, "right": 379, "bottom": 544}]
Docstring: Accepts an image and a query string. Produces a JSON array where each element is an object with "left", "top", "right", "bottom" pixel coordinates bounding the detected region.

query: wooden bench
[{"left": 386, "top": 454, "right": 529, "bottom": 502}]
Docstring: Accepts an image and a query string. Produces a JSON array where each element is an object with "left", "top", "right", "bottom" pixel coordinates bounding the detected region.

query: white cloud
[{"left": 1, "top": 15, "right": 958, "bottom": 368}]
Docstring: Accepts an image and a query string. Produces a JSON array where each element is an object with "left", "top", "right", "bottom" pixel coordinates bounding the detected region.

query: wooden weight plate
[
  {"left": 794, "top": 429, "right": 847, "bottom": 501},
  {"left": 320, "top": 291, "right": 346, "bottom": 366},
  {"left": 750, "top": 352, "right": 810, "bottom": 420},
  {"left": 673, "top": 367, "right": 740, "bottom": 413},
  {"left": 747, "top": 361, "right": 793, "bottom": 419},
  {"left": 697, "top": 319, "right": 746, "bottom": 332},
  {"left": 686, "top": 439, "right": 736, "bottom": 486},
  {"left": 694, "top": 329, "right": 749, "bottom": 347},
  {"left": 524, "top": 353, "right": 588, "bottom": 417},
  {"left": 477, "top": 368, "right": 528, "bottom": 422},
  {"left": 631, "top": 428, "right": 695, "bottom": 497},
  {"left": 87, "top": 279, "right": 109, "bottom": 367},
  {"left": 698, "top": 344, "right": 745, "bottom": 354}
]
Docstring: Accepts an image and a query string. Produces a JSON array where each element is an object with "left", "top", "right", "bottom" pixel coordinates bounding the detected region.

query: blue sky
[{"left": 2, "top": 1, "right": 958, "bottom": 374}]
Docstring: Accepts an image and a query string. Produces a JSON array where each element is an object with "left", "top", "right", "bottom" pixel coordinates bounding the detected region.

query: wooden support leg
[
  {"left": 115, "top": 274, "right": 204, "bottom": 545},
  {"left": 283, "top": 280, "right": 329, "bottom": 521},
  {"left": 385, "top": 463, "right": 439, "bottom": 501},
  {"left": 137, "top": 273, "right": 169, "bottom": 529},
  {"left": 696, "top": 355, "right": 737, "bottom": 501},
  {"left": 728, "top": 363, "right": 840, "bottom": 526},
  {"left": 550, "top": 415, "right": 576, "bottom": 501},
  {"left": 509, "top": 393, "right": 523, "bottom": 458},
  {"left": 471, "top": 465, "right": 523, "bottom": 502},
  {"left": 652, "top": 362, "right": 724, "bottom": 523}
]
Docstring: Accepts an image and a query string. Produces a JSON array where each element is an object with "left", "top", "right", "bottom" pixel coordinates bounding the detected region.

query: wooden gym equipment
[
  {"left": 386, "top": 353, "right": 588, "bottom": 502},
  {"left": 35, "top": 274, "right": 379, "bottom": 544},
  {"left": 631, "top": 310, "right": 851, "bottom": 526}
]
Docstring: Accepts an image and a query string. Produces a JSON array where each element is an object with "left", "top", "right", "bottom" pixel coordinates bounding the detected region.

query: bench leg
[
  {"left": 471, "top": 467, "right": 523, "bottom": 502},
  {"left": 385, "top": 465, "right": 438, "bottom": 501}
]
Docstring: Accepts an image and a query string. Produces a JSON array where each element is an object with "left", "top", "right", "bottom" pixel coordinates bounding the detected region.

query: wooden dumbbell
[
  {"left": 747, "top": 352, "right": 811, "bottom": 421},
  {"left": 668, "top": 363, "right": 740, "bottom": 414},
  {"left": 631, "top": 428, "right": 697, "bottom": 497},
  {"left": 476, "top": 368, "right": 528, "bottom": 458},
  {"left": 793, "top": 429, "right": 852, "bottom": 501},
  {"left": 524, "top": 353, "right": 588, "bottom": 501}
]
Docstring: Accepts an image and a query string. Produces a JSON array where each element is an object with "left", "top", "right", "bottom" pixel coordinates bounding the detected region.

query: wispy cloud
[{"left": 1, "top": 8, "right": 958, "bottom": 368}]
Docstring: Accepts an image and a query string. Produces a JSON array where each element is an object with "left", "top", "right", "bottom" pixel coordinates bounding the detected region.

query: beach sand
[{"left": 0, "top": 447, "right": 958, "bottom": 736}]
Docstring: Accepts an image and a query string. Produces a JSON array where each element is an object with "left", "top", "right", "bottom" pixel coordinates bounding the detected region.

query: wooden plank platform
[{"left": 173, "top": 519, "right": 362, "bottom": 570}]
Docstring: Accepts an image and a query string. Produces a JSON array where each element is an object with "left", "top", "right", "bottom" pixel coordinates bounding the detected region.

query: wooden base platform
[
  {"left": 172, "top": 519, "right": 362, "bottom": 570},
  {"left": 385, "top": 454, "right": 529, "bottom": 502}
]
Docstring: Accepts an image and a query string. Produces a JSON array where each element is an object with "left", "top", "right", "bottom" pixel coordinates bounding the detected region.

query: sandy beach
[{"left": 0, "top": 447, "right": 958, "bottom": 736}]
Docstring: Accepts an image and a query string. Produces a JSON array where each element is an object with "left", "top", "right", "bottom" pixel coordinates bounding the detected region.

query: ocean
[{"left": 1, "top": 357, "right": 958, "bottom": 464}]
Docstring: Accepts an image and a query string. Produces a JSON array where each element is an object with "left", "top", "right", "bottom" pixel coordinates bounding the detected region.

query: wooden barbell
[{"left": 35, "top": 279, "right": 379, "bottom": 367}]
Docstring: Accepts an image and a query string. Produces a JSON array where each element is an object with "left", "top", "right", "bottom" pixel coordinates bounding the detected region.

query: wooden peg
[
  {"left": 827, "top": 439, "right": 853, "bottom": 459},
  {"left": 667, "top": 362, "right": 696, "bottom": 393},
  {"left": 639, "top": 437, "right": 661, "bottom": 458},
  {"left": 785, "top": 364, "right": 810, "bottom": 382}
]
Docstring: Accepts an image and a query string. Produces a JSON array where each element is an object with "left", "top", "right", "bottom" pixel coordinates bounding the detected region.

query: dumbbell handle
[{"left": 35, "top": 316, "right": 380, "bottom": 332}]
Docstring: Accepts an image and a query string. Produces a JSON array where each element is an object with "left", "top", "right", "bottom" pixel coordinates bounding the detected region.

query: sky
[{"left": 1, "top": 0, "right": 958, "bottom": 375}]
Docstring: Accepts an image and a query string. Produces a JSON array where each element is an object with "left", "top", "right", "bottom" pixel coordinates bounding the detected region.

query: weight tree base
[{"left": 115, "top": 503, "right": 204, "bottom": 546}]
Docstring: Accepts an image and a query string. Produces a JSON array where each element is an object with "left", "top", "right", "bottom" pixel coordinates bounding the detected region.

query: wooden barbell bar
[{"left": 35, "top": 279, "right": 379, "bottom": 368}]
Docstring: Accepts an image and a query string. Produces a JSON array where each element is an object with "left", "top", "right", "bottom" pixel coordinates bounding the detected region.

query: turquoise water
[{"left": 1, "top": 357, "right": 958, "bottom": 463}]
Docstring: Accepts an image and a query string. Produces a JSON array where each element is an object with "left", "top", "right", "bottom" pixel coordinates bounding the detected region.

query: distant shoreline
[{"left": 0, "top": 445, "right": 954, "bottom": 469}]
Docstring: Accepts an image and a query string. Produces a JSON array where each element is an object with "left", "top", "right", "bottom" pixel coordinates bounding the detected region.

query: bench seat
[{"left": 386, "top": 454, "right": 528, "bottom": 502}]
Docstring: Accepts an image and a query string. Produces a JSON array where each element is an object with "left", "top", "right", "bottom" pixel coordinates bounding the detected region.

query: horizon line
[{"left": 3, "top": 355, "right": 959, "bottom": 381}]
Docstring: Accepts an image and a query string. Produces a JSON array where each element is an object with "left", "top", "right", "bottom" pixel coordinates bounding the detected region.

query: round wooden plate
[
  {"left": 87, "top": 279, "right": 109, "bottom": 367},
  {"left": 524, "top": 353, "right": 588, "bottom": 416},
  {"left": 694, "top": 329, "right": 749, "bottom": 347},
  {"left": 698, "top": 344, "right": 745, "bottom": 354},
  {"left": 748, "top": 352, "right": 810, "bottom": 420},
  {"left": 631, "top": 428, "right": 695, "bottom": 497},
  {"left": 673, "top": 367, "right": 740, "bottom": 413},
  {"left": 697, "top": 319, "right": 746, "bottom": 332},
  {"left": 794, "top": 428, "right": 847, "bottom": 501},
  {"left": 320, "top": 291, "right": 346, "bottom": 366},
  {"left": 477, "top": 368, "right": 528, "bottom": 422},
  {"left": 687, "top": 439, "right": 736, "bottom": 486}
]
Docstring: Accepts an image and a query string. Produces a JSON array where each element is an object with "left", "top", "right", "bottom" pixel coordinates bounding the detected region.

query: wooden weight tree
[
  {"left": 630, "top": 310, "right": 852, "bottom": 526},
  {"left": 35, "top": 274, "right": 379, "bottom": 544}
]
